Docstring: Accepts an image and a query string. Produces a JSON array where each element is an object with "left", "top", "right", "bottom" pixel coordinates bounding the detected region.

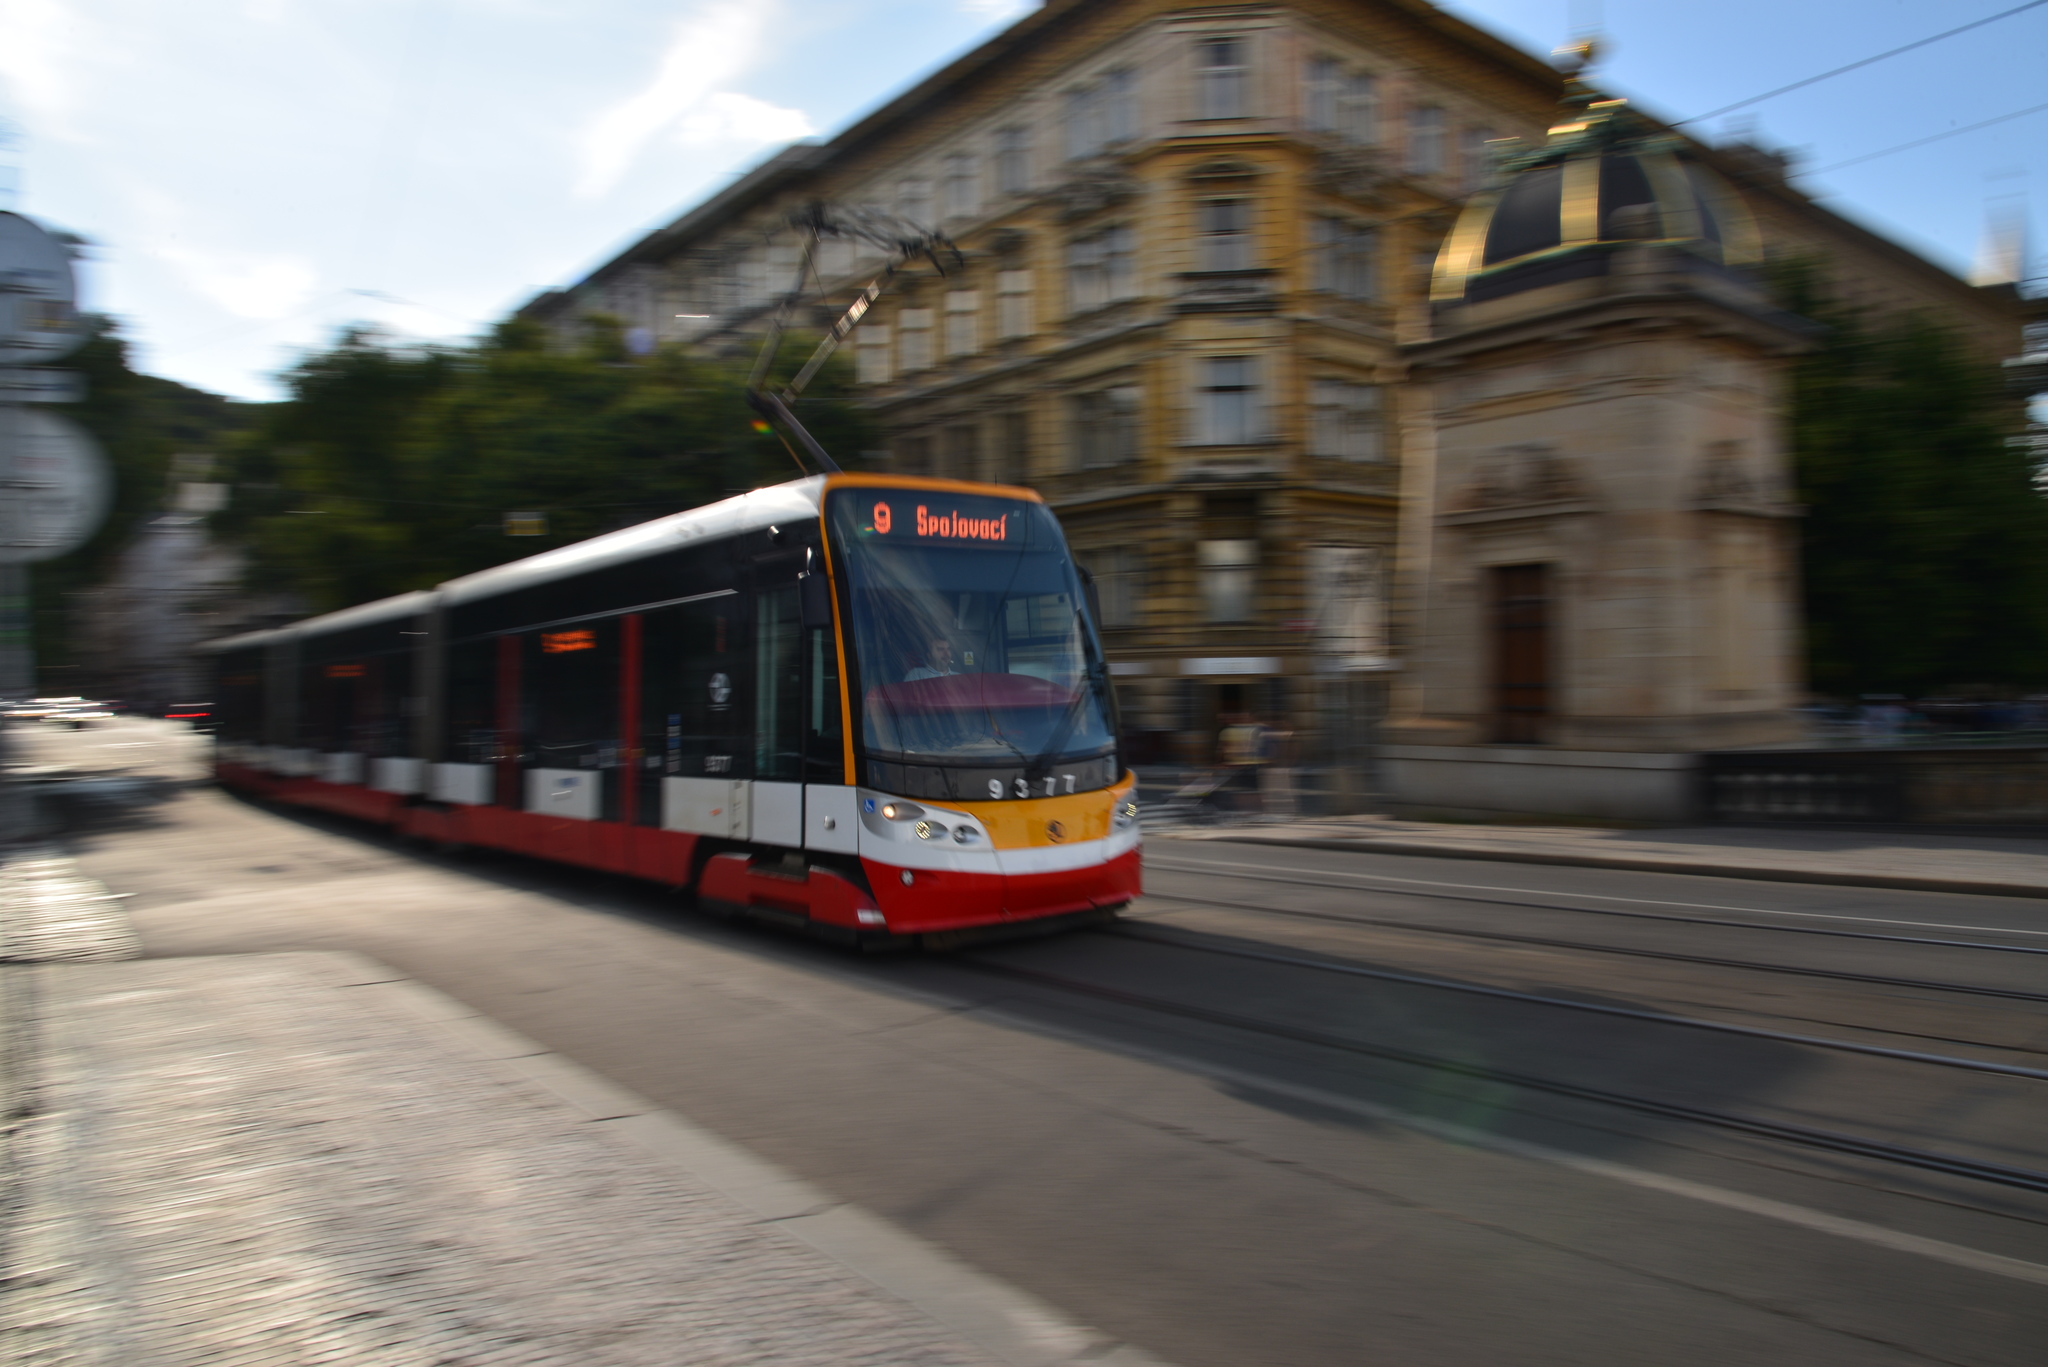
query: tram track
[
  {"left": 1097, "top": 922, "right": 2048, "bottom": 1081},
  {"left": 1131, "top": 884, "right": 2048, "bottom": 1007},
  {"left": 957, "top": 943, "right": 2048, "bottom": 1200},
  {"left": 1145, "top": 854, "right": 2048, "bottom": 956}
]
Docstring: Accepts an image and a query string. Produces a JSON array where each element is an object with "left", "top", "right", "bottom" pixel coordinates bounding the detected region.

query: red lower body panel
[
  {"left": 861, "top": 847, "right": 1143, "bottom": 934},
  {"left": 214, "top": 764, "right": 1137, "bottom": 937}
]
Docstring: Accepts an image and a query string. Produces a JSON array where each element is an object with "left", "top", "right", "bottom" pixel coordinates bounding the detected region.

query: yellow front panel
[{"left": 944, "top": 772, "right": 1135, "bottom": 850}]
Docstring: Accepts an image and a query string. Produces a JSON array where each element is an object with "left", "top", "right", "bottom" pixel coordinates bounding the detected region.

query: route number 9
[{"left": 873, "top": 502, "right": 892, "bottom": 534}]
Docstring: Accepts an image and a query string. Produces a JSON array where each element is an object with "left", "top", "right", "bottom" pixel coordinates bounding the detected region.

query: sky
[{"left": 0, "top": 0, "right": 2041, "bottom": 403}]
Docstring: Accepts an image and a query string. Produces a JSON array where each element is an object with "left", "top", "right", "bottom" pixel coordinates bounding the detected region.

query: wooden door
[{"left": 1491, "top": 564, "right": 1550, "bottom": 744}]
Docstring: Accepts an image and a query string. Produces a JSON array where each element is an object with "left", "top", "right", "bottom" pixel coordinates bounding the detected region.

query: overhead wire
[
  {"left": 1808, "top": 99, "right": 2048, "bottom": 175},
  {"left": 1674, "top": 0, "right": 2048, "bottom": 126}
]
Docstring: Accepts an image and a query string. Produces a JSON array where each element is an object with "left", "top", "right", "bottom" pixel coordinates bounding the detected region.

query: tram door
[{"left": 749, "top": 535, "right": 845, "bottom": 848}]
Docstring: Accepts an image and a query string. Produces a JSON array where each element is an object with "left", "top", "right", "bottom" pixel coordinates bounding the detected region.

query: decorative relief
[
  {"left": 1309, "top": 147, "right": 1395, "bottom": 207},
  {"left": 1692, "top": 439, "right": 1800, "bottom": 516},
  {"left": 1692, "top": 440, "right": 1759, "bottom": 502},
  {"left": 1052, "top": 162, "right": 1141, "bottom": 222},
  {"left": 1452, "top": 443, "right": 1591, "bottom": 513}
]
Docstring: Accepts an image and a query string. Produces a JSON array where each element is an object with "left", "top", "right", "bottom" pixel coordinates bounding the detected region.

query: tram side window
[
  {"left": 638, "top": 593, "right": 749, "bottom": 803},
  {"left": 364, "top": 647, "right": 415, "bottom": 757},
  {"left": 522, "top": 621, "right": 620, "bottom": 774},
  {"left": 756, "top": 585, "right": 804, "bottom": 782},
  {"left": 299, "top": 656, "right": 354, "bottom": 754},
  {"left": 214, "top": 651, "right": 265, "bottom": 743},
  {"left": 445, "top": 640, "right": 500, "bottom": 764},
  {"left": 807, "top": 621, "right": 842, "bottom": 782}
]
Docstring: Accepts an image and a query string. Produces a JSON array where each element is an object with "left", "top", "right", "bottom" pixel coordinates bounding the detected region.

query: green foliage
[
  {"left": 1778, "top": 265, "right": 2048, "bottom": 695},
  {"left": 28, "top": 317, "right": 255, "bottom": 677},
  {"left": 214, "top": 318, "right": 875, "bottom": 613}
]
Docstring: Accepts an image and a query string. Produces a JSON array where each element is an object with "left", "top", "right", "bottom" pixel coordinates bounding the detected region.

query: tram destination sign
[{"left": 854, "top": 489, "right": 1037, "bottom": 547}]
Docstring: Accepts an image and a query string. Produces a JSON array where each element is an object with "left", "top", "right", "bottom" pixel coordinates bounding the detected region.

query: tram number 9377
[{"left": 996, "top": 775, "right": 1081, "bottom": 799}]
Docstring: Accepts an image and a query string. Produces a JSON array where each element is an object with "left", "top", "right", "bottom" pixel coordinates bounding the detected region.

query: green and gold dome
[{"left": 1432, "top": 47, "right": 1762, "bottom": 306}]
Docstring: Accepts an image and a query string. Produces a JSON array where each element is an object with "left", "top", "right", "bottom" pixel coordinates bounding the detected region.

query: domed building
[{"left": 1382, "top": 69, "right": 1823, "bottom": 818}]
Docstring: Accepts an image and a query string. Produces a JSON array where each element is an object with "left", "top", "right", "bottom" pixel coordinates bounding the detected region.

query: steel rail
[
  {"left": 1145, "top": 856, "right": 2048, "bottom": 956},
  {"left": 1135, "top": 886, "right": 2048, "bottom": 1006},
  {"left": 1100, "top": 925, "right": 2048, "bottom": 1083},
  {"left": 958, "top": 954, "right": 2048, "bottom": 1197}
]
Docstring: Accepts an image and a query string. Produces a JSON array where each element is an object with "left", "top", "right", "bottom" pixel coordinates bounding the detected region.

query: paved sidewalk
[
  {"left": 0, "top": 857, "right": 1166, "bottom": 1367},
  {"left": 1161, "top": 815, "right": 2048, "bottom": 898}
]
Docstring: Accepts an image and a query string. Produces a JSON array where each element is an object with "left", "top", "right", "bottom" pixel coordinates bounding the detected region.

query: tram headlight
[
  {"left": 1114, "top": 801, "right": 1139, "bottom": 831},
  {"left": 881, "top": 801, "right": 923, "bottom": 822},
  {"left": 914, "top": 820, "right": 946, "bottom": 840},
  {"left": 952, "top": 825, "right": 981, "bottom": 845}
]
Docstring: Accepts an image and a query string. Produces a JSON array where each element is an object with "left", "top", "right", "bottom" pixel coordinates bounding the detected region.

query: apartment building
[{"left": 519, "top": 0, "right": 2028, "bottom": 808}]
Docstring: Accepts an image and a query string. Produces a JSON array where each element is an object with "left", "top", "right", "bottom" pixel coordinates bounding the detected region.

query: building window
[
  {"left": 942, "top": 154, "right": 979, "bottom": 218},
  {"left": 941, "top": 423, "right": 980, "bottom": 480},
  {"left": 898, "top": 434, "right": 933, "bottom": 477},
  {"left": 1072, "top": 385, "right": 1141, "bottom": 468},
  {"left": 1199, "top": 539, "right": 1257, "bottom": 623},
  {"left": 1304, "top": 56, "right": 1340, "bottom": 133},
  {"left": 943, "top": 289, "right": 979, "bottom": 357},
  {"left": 1083, "top": 546, "right": 1144, "bottom": 629},
  {"left": 855, "top": 324, "right": 891, "bottom": 384},
  {"left": 1340, "top": 73, "right": 1379, "bottom": 145},
  {"left": 1197, "top": 36, "right": 1246, "bottom": 120},
  {"left": 1196, "top": 356, "right": 1259, "bottom": 445},
  {"left": 997, "top": 410, "right": 1031, "bottom": 485},
  {"left": 1066, "top": 68, "right": 1135, "bottom": 161},
  {"left": 1308, "top": 380, "right": 1383, "bottom": 461},
  {"left": 1198, "top": 199, "right": 1251, "bottom": 272},
  {"left": 1068, "top": 226, "right": 1136, "bottom": 313},
  {"left": 1103, "top": 66, "right": 1138, "bottom": 144},
  {"left": 996, "top": 269, "right": 1034, "bottom": 338},
  {"left": 815, "top": 237, "right": 854, "bottom": 280},
  {"left": 994, "top": 127, "right": 1030, "bottom": 194},
  {"left": 1310, "top": 219, "right": 1376, "bottom": 299},
  {"left": 897, "top": 308, "right": 933, "bottom": 372},
  {"left": 1408, "top": 106, "right": 1446, "bottom": 175},
  {"left": 898, "top": 177, "right": 932, "bottom": 225},
  {"left": 1065, "top": 85, "right": 1101, "bottom": 161}
]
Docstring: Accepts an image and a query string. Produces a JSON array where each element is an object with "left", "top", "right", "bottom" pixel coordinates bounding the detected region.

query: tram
[{"left": 200, "top": 472, "right": 1142, "bottom": 945}]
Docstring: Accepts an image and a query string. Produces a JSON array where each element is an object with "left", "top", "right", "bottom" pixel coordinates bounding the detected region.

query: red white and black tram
[{"left": 201, "top": 474, "right": 1142, "bottom": 944}]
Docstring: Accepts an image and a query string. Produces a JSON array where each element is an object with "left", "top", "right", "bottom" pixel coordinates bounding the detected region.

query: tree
[
  {"left": 1778, "top": 266, "right": 2048, "bottom": 696},
  {"left": 27, "top": 317, "right": 255, "bottom": 680},
  {"left": 214, "top": 318, "right": 874, "bottom": 613}
]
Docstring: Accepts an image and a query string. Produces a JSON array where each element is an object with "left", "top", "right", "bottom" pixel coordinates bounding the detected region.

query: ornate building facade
[{"left": 520, "top": 0, "right": 2029, "bottom": 814}]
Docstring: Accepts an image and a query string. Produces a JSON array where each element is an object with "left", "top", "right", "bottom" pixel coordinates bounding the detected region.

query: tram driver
[{"left": 904, "top": 635, "right": 961, "bottom": 681}]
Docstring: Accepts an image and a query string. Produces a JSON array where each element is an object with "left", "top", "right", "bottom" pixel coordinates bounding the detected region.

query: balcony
[{"left": 1173, "top": 269, "right": 1279, "bottom": 315}]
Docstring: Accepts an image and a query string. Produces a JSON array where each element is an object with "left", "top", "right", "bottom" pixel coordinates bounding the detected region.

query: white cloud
[
  {"left": 0, "top": 0, "right": 85, "bottom": 134},
  {"left": 576, "top": 0, "right": 809, "bottom": 198},
  {"left": 154, "top": 243, "right": 320, "bottom": 320},
  {"left": 674, "top": 91, "right": 813, "bottom": 147},
  {"left": 958, "top": 0, "right": 1034, "bottom": 16}
]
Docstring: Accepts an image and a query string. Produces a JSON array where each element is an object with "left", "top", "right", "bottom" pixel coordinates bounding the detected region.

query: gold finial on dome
[{"left": 1549, "top": 36, "right": 1603, "bottom": 77}]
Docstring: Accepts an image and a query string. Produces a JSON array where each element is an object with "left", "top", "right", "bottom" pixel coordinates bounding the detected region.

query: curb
[{"left": 1190, "top": 833, "right": 2048, "bottom": 901}]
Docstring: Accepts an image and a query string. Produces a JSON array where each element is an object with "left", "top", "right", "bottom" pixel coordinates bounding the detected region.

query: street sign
[
  {"left": 0, "top": 367, "right": 84, "bottom": 403},
  {"left": 0, "top": 407, "right": 111, "bottom": 563},
  {"left": 0, "top": 211, "right": 81, "bottom": 365}
]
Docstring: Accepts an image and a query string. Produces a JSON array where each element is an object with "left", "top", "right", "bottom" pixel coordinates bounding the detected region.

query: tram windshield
[{"left": 827, "top": 489, "right": 1117, "bottom": 779}]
